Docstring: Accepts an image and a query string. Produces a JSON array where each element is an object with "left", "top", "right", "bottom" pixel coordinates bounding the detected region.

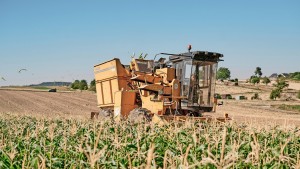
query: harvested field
[
  {"left": 0, "top": 89, "right": 98, "bottom": 119},
  {"left": 207, "top": 82, "right": 300, "bottom": 126},
  {"left": 0, "top": 83, "right": 299, "bottom": 126}
]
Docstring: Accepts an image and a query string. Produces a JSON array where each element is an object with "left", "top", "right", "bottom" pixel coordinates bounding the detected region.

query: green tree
[
  {"left": 270, "top": 89, "right": 281, "bottom": 100},
  {"left": 217, "top": 67, "right": 231, "bottom": 80},
  {"left": 274, "top": 79, "right": 289, "bottom": 90},
  {"left": 71, "top": 79, "right": 88, "bottom": 90},
  {"left": 234, "top": 78, "right": 238, "bottom": 86},
  {"left": 289, "top": 72, "right": 300, "bottom": 80},
  {"left": 89, "top": 79, "right": 96, "bottom": 92},
  {"left": 293, "top": 74, "right": 300, "bottom": 81},
  {"left": 90, "top": 79, "right": 95, "bottom": 86},
  {"left": 262, "top": 76, "right": 271, "bottom": 85},
  {"left": 270, "top": 79, "right": 289, "bottom": 100},
  {"left": 250, "top": 76, "right": 260, "bottom": 85},
  {"left": 71, "top": 80, "right": 80, "bottom": 89},
  {"left": 79, "top": 80, "right": 88, "bottom": 90},
  {"left": 254, "top": 67, "right": 262, "bottom": 77}
]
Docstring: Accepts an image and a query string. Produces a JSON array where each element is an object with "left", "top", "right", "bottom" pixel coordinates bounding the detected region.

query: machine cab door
[
  {"left": 169, "top": 50, "right": 222, "bottom": 112},
  {"left": 187, "top": 61, "right": 218, "bottom": 108},
  {"left": 174, "top": 59, "right": 218, "bottom": 111}
]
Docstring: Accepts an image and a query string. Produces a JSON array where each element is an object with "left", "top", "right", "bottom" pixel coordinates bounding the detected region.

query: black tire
[
  {"left": 200, "top": 107, "right": 213, "bottom": 112},
  {"left": 187, "top": 111, "right": 201, "bottom": 117}
]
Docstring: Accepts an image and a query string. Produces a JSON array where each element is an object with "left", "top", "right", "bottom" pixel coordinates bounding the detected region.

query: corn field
[{"left": 0, "top": 113, "right": 300, "bottom": 168}]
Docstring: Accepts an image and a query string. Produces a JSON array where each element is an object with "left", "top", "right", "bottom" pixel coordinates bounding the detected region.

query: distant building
[
  {"left": 280, "top": 73, "right": 289, "bottom": 78},
  {"left": 269, "top": 73, "right": 290, "bottom": 80},
  {"left": 269, "top": 73, "right": 278, "bottom": 80}
]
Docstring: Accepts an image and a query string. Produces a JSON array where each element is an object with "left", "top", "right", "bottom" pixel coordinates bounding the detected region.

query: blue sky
[{"left": 0, "top": 0, "right": 299, "bottom": 86}]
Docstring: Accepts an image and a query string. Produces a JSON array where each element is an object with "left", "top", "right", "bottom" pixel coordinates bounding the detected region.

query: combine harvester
[{"left": 92, "top": 45, "right": 229, "bottom": 123}]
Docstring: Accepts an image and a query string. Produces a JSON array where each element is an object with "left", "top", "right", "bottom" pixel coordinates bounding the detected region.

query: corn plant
[{"left": 0, "top": 113, "right": 299, "bottom": 168}]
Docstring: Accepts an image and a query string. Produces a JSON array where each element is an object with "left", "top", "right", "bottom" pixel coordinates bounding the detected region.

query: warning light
[{"left": 188, "top": 44, "right": 192, "bottom": 52}]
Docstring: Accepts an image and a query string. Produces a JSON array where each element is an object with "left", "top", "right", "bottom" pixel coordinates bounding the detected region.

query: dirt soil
[
  {"left": 204, "top": 81, "right": 300, "bottom": 126},
  {"left": 204, "top": 99, "right": 300, "bottom": 127},
  {"left": 0, "top": 82, "right": 299, "bottom": 126},
  {"left": 0, "top": 89, "right": 98, "bottom": 119}
]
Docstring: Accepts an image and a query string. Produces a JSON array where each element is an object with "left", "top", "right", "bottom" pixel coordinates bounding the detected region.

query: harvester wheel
[
  {"left": 187, "top": 110, "right": 201, "bottom": 117},
  {"left": 128, "top": 108, "right": 151, "bottom": 123}
]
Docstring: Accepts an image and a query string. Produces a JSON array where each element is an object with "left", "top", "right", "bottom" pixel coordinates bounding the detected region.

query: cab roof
[{"left": 165, "top": 51, "right": 223, "bottom": 63}]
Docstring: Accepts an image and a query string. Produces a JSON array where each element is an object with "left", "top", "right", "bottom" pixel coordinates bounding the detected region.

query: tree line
[
  {"left": 217, "top": 67, "right": 297, "bottom": 100},
  {"left": 71, "top": 79, "right": 96, "bottom": 91}
]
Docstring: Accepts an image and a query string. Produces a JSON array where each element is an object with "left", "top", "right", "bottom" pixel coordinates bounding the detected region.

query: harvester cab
[{"left": 165, "top": 51, "right": 223, "bottom": 114}]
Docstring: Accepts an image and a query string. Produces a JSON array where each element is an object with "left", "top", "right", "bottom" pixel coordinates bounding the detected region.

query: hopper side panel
[
  {"left": 96, "top": 82, "right": 104, "bottom": 106},
  {"left": 102, "top": 81, "right": 113, "bottom": 105}
]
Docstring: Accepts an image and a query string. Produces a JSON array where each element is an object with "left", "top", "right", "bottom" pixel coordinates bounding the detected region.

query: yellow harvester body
[{"left": 93, "top": 50, "right": 228, "bottom": 122}]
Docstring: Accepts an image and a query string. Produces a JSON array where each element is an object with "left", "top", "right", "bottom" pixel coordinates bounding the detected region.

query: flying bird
[
  {"left": 18, "top": 69, "right": 27, "bottom": 73},
  {"left": 1, "top": 77, "right": 6, "bottom": 81}
]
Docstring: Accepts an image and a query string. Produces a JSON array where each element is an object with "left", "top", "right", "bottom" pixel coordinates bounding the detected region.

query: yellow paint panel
[
  {"left": 141, "top": 95, "right": 164, "bottom": 114},
  {"left": 114, "top": 91, "right": 137, "bottom": 118},
  {"left": 111, "top": 79, "right": 119, "bottom": 102},
  {"left": 102, "top": 81, "right": 112, "bottom": 104},
  {"left": 96, "top": 82, "right": 103, "bottom": 105},
  {"left": 155, "top": 68, "right": 175, "bottom": 82},
  {"left": 94, "top": 61, "right": 117, "bottom": 80}
]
